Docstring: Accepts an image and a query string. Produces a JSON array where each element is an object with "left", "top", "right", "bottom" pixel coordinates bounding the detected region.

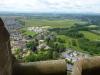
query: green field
[
  {"left": 23, "top": 31, "right": 36, "bottom": 36},
  {"left": 80, "top": 31, "right": 100, "bottom": 41},
  {"left": 20, "top": 18, "right": 87, "bottom": 28},
  {"left": 20, "top": 28, "right": 37, "bottom": 37},
  {"left": 57, "top": 35, "right": 80, "bottom": 50}
]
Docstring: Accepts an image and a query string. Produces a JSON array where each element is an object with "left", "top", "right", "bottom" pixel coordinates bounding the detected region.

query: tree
[
  {"left": 52, "top": 51, "right": 59, "bottom": 59},
  {"left": 26, "top": 39, "right": 39, "bottom": 52}
]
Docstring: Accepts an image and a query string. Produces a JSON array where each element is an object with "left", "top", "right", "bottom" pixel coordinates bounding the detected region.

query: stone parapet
[
  {"left": 72, "top": 56, "right": 100, "bottom": 75},
  {"left": 13, "top": 60, "right": 67, "bottom": 75}
]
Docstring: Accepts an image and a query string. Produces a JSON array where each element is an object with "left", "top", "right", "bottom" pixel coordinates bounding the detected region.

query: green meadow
[
  {"left": 21, "top": 18, "right": 87, "bottom": 28},
  {"left": 80, "top": 31, "right": 100, "bottom": 41}
]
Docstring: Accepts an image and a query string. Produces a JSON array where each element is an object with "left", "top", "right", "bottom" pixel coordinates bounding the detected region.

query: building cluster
[
  {"left": 62, "top": 49, "right": 90, "bottom": 63},
  {"left": 2, "top": 17, "right": 27, "bottom": 53},
  {"left": 27, "top": 26, "right": 50, "bottom": 33}
]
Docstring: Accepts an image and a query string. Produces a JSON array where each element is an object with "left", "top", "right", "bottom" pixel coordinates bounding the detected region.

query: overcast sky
[{"left": 0, "top": 0, "right": 100, "bottom": 13}]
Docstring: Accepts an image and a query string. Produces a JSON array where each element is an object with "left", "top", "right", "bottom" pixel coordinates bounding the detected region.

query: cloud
[{"left": 0, "top": 0, "right": 100, "bottom": 13}]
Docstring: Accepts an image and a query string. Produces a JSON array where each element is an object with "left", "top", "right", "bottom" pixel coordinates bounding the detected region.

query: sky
[{"left": 0, "top": 0, "right": 100, "bottom": 13}]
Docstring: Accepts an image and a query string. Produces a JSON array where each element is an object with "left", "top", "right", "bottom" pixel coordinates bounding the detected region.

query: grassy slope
[
  {"left": 57, "top": 35, "right": 81, "bottom": 50},
  {"left": 80, "top": 31, "right": 100, "bottom": 41}
]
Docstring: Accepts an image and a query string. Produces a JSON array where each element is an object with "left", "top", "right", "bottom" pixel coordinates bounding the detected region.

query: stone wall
[
  {"left": 72, "top": 56, "right": 100, "bottom": 75},
  {"left": 0, "top": 18, "right": 12, "bottom": 75},
  {"left": 13, "top": 60, "right": 67, "bottom": 75}
]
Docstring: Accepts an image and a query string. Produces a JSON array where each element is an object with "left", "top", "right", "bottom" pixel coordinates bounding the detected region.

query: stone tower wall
[{"left": 0, "top": 18, "right": 12, "bottom": 75}]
